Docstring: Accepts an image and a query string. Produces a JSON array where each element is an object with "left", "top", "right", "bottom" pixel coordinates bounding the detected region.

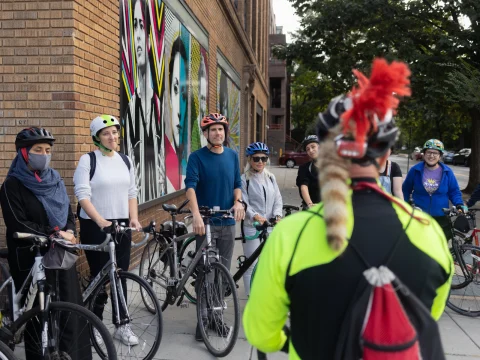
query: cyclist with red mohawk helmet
[
  {"left": 184, "top": 112, "right": 245, "bottom": 340},
  {"left": 244, "top": 59, "right": 452, "bottom": 359}
]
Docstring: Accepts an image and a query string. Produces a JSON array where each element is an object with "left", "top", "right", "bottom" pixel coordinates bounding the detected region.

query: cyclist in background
[
  {"left": 402, "top": 139, "right": 467, "bottom": 239},
  {"left": 379, "top": 147, "right": 403, "bottom": 198},
  {"left": 243, "top": 59, "right": 452, "bottom": 358},
  {"left": 467, "top": 184, "right": 480, "bottom": 208},
  {"left": 74, "top": 115, "right": 142, "bottom": 346},
  {"left": 184, "top": 113, "right": 245, "bottom": 341},
  {"left": 241, "top": 142, "right": 283, "bottom": 296},
  {"left": 0, "top": 127, "right": 90, "bottom": 360},
  {"left": 296, "top": 135, "right": 320, "bottom": 209}
]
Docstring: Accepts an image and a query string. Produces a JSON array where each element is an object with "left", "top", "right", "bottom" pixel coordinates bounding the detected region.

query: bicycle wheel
[
  {"left": 196, "top": 261, "right": 239, "bottom": 357},
  {"left": 0, "top": 340, "right": 16, "bottom": 360},
  {"left": 178, "top": 236, "right": 197, "bottom": 304},
  {"left": 139, "top": 238, "right": 173, "bottom": 312},
  {"left": 89, "top": 271, "right": 162, "bottom": 360},
  {"left": 447, "top": 243, "right": 480, "bottom": 317},
  {"left": 12, "top": 301, "right": 116, "bottom": 360},
  {"left": 0, "top": 262, "right": 13, "bottom": 328}
]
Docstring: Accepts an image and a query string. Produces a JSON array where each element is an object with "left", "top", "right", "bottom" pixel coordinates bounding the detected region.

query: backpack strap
[
  {"left": 246, "top": 179, "right": 249, "bottom": 195},
  {"left": 88, "top": 152, "right": 96, "bottom": 180},
  {"left": 118, "top": 152, "right": 131, "bottom": 171}
]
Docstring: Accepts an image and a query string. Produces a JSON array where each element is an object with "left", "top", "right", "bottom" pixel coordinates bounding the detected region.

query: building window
[
  {"left": 256, "top": 103, "right": 263, "bottom": 141},
  {"left": 270, "top": 115, "right": 283, "bottom": 130},
  {"left": 270, "top": 78, "right": 282, "bottom": 108}
]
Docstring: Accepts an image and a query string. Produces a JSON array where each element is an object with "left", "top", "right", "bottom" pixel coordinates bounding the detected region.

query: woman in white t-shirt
[{"left": 73, "top": 115, "right": 142, "bottom": 345}]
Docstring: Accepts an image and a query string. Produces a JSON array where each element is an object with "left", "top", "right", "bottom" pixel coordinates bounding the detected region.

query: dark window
[
  {"left": 256, "top": 103, "right": 263, "bottom": 141},
  {"left": 272, "top": 115, "right": 282, "bottom": 124},
  {"left": 270, "top": 78, "right": 282, "bottom": 108}
]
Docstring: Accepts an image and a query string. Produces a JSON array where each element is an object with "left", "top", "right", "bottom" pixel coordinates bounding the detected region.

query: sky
[{"left": 271, "top": 0, "right": 301, "bottom": 43}]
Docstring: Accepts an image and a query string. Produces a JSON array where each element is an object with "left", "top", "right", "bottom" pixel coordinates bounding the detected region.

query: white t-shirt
[{"left": 74, "top": 150, "right": 137, "bottom": 220}]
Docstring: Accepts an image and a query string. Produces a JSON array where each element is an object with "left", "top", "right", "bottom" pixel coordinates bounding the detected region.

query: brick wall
[{"left": 0, "top": 0, "right": 270, "bottom": 273}]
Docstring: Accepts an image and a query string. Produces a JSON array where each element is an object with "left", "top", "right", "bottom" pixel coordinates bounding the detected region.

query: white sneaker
[
  {"left": 93, "top": 328, "right": 104, "bottom": 346},
  {"left": 114, "top": 324, "right": 139, "bottom": 346}
]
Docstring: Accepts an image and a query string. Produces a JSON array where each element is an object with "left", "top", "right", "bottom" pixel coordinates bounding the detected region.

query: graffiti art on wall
[
  {"left": 217, "top": 67, "right": 240, "bottom": 153},
  {"left": 120, "top": 0, "right": 209, "bottom": 204}
]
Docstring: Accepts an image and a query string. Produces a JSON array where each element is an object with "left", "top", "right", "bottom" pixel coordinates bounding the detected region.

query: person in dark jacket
[
  {"left": 296, "top": 135, "right": 320, "bottom": 209},
  {"left": 467, "top": 184, "right": 480, "bottom": 208},
  {"left": 0, "top": 127, "right": 91, "bottom": 360},
  {"left": 402, "top": 138, "right": 467, "bottom": 239}
]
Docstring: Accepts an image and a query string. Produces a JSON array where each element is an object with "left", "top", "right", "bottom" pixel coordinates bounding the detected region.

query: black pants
[
  {"left": 433, "top": 215, "right": 453, "bottom": 241},
  {"left": 79, "top": 217, "right": 131, "bottom": 322},
  {"left": 9, "top": 256, "right": 92, "bottom": 360}
]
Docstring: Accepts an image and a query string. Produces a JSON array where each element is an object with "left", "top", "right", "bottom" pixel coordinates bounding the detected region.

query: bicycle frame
[
  {"left": 232, "top": 233, "right": 268, "bottom": 284},
  {"left": 76, "top": 232, "right": 148, "bottom": 325}
]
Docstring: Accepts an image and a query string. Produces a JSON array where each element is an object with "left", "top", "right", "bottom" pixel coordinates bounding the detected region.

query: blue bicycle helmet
[{"left": 245, "top": 142, "right": 270, "bottom": 157}]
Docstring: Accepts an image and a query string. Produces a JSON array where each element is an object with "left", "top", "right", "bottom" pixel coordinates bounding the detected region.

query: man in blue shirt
[{"left": 184, "top": 113, "right": 245, "bottom": 341}]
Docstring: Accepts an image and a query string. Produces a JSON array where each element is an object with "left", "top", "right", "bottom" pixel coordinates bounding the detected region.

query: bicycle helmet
[
  {"left": 90, "top": 115, "right": 120, "bottom": 137},
  {"left": 302, "top": 135, "right": 319, "bottom": 150},
  {"left": 15, "top": 127, "right": 55, "bottom": 150},
  {"left": 245, "top": 142, "right": 270, "bottom": 157},
  {"left": 200, "top": 113, "right": 228, "bottom": 131},
  {"left": 317, "top": 59, "right": 410, "bottom": 162},
  {"left": 422, "top": 139, "right": 444, "bottom": 154}
]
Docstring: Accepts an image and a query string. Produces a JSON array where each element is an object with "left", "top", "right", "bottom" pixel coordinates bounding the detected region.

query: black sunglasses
[{"left": 252, "top": 156, "right": 268, "bottom": 163}]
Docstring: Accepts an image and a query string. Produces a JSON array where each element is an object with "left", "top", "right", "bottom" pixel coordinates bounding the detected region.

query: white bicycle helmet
[{"left": 90, "top": 115, "right": 120, "bottom": 137}]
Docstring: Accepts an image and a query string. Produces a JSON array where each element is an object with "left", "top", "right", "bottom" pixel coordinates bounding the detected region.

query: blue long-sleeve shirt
[
  {"left": 402, "top": 162, "right": 463, "bottom": 216},
  {"left": 185, "top": 146, "right": 242, "bottom": 226}
]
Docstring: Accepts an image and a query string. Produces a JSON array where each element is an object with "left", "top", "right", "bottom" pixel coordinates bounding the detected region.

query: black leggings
[{"left": 79, "top": 217, "right": 131, "bottom": 321}]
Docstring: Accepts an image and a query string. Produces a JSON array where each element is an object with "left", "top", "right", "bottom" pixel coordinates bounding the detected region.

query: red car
[{"left": 279, "top": 148, "right": 310, "bottom": 168}]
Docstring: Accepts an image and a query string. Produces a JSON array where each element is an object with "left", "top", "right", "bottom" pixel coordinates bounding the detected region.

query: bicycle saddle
[{"left": 162, "top": 203, "right": 177, "bottom": 212}]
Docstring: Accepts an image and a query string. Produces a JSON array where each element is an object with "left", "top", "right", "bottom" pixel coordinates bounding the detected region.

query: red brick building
[{"left": 0, "top": 0, "right": 271, "bottom": 267}]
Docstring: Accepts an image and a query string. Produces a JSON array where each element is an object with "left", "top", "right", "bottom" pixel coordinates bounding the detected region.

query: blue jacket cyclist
[{"left": 402, "top": 139, "right": 466, "bottom": 239}]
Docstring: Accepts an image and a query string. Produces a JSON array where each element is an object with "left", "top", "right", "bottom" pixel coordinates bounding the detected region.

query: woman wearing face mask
[
  {"left": 0, "top": 127, "right": 90, "bottom": 360},
  {"left": 241, "top": 142, "right": 283, "bottom": 296},
  {"left": 74, "top": 115, "right": 142, "bottom": 346},
  {"left": 296, "top": 135, "right": 321, "bottom": 210},
  {"left": 403, "top": 138, "right": 466, "bottom": 239}
]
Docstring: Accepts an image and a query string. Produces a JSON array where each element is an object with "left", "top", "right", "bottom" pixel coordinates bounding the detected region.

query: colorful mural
[
  {"left": 120, "top": 0, "right": 209, "bottom": 203},
  {"left": 217, "top": 67, "right": 241, "bottom": 153}
]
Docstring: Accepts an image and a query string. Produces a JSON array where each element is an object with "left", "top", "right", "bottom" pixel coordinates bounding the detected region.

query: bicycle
[
  {"left": 74, "top": 222, "right": 163, "bottom": 360},
  {"left": 443, "top": 207, "right": 480, "bottom": 316},
  {"left": 177, "top": 204, "right": 300, "bottom": 304},
  {"left": 0, "top": 233, "right": 117, "bottom": 360},
  {"left": 139, "top": 200, "right": 240, "bottom": 357}
]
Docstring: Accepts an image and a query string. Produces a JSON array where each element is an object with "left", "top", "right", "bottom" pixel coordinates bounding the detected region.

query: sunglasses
[{"left": 252, "top": 156, "right": 268, "bottom": 163}]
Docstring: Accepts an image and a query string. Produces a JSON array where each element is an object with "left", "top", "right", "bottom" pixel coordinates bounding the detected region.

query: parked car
[
  {"left": 442, "top": 150, "right": 455, "bottom": 164},
  {"left": 279, "top": 147, "right": 310, "bottom": 168},
  {"left": 452, "top": 148, "right": 471, "bottom": 166},
  {"left": 410, "top": 147, "right": 423, "bottom": 160}
]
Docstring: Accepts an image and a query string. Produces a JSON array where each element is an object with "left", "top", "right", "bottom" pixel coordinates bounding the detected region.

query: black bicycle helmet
[
  {"left": 302, "top": 135, "right": 319, "bottom": 150},
  {"left": 15, "top": 127, "right": 55, "bottom": 150}
]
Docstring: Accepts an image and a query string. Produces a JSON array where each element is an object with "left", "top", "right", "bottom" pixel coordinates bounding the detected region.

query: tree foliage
[{"left": 282, "top": 0, "right": 479, "bottom": 191}]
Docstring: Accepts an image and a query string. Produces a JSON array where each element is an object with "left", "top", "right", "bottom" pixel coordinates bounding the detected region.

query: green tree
[{"left": 283, "top": 0, "right": 479, "bottom": 191}]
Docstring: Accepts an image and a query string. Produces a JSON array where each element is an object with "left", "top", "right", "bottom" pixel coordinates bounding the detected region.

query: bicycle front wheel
[
  {"left": 447, "top": 243, "right": 480, "bottom": 317},
  {"left": 196, "top": 261, "right": 239, "bottom": 357},
  {"left": 89, "top": 271, "right": 163, "bottom": 360},
  {"left": 12, "top": 301, "right": 117, "bottom": 360},
  {"left": 0, "top": 340, "right": 16, "bottom": 360},
  {"left": 139, "top": 238, "right": 173, "bottom": 312}
]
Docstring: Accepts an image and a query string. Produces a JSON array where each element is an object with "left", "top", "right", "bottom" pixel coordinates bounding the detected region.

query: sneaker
[
  {"left": 114, "top": 324, "right": 139, "bottom": 346},
  {"left": 93, "top": 328, "right": 104, "bottom": 346}
]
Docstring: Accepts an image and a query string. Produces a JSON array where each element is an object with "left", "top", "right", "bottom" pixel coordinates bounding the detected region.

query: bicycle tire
[
  {"left": 89, "top": 271, "right": 163, "bottom": 360},
  {"left": 139, "top": 238, "right": 173, "bottom": 312},
  {"left": 196, "top": 261, "right": 239, "bottom": 357},
  {"left": 178, "top": 236, "right": 197, "bottom": 304},
  {"left": 447, "top": 243, "right": 480, "bottom": 317},
  {"left": 0, "top": 340, "right": 16, "bottom": 360},
  {"left": 12, "top": 301, "right": 117, "bottom": 360},
  {"left": 0, "top": 263, "right": 13, "bottom": 328}
]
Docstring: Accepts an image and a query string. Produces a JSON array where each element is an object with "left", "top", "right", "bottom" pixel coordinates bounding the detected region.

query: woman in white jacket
[{"left": 241, "top": 142, "right": 283, "bottom": 296}]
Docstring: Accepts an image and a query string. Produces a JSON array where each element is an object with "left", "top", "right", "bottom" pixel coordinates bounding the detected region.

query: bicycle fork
[{"left": 108, "top": 241, "right": 130, "bottom": 326}]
